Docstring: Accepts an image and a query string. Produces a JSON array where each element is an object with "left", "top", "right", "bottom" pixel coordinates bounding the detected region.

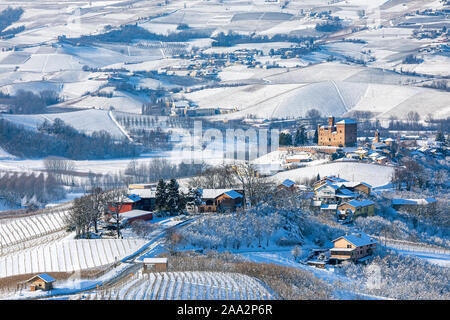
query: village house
[
  {"left": 337, "top": 199, "right": 375, "bottom": 219},
  {"left": 318, "top": 117, "right": 357, "bottom": 147},
  {"left": 197, "top": 189, "right": 244, "bottom": 213},
  {"left": 23, "top": 273, "right": 56, "bottom": 291},
  {"left": 392, "top": 197, "right": 437, "bottom": 211},
  {"left": 141, "top": 258, "right": 168, "bottom": 273},
  {"left": 126, "top": 184, "right": 157, "bottom": 212},
  {"left": 120, "top": 209, "right": 153, "bottom": 225},
  {"left": 344, "top": 182, "right": 372, "bottom": 196},
  {"left": 329, "top": 233, "right": 377, "bottom": 263},
  {"left": 284, "top": 152, "right": 312, "bottom": 164},
  {"left": 313, "top": 179, "right": 357, "bottom": 205}
]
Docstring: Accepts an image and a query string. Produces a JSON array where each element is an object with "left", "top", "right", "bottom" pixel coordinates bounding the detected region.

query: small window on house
[{"left": 347, "top": 244, "right": 351, "bottom": 248}]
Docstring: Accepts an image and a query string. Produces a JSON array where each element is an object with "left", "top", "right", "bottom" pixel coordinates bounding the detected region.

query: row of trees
[
  {"left": 155, "top": 179, "right": 183, "bottom": 214},
  {"left": 0, "top": 118, "right": 139, "bottom": 160},
  {"left": 0, "top": 7, "right": 24, "bottom": 38},
  {"left": 279, "top": 125, "right": 308, "bottom": 146},
  {"left": 0, "top": 172, "right": 65, "bottom": 209},
  {"left": 391, "top": 158, "right": 430, "bottom": 191},
  {"left": 65, "top": 187, "right": 128, "bottom": 239},
  {"left": 124, "top": 159, "right": 204, "bottom": 184}
]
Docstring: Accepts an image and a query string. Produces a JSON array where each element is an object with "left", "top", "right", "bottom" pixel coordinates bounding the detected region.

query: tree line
[
  {"left": 0, "top": 172, "right": 65, "bottom": 209},
  {"left": 0, "top": 7, "right": 24, "bottom": 38},
  {"left": 2, "top": 90, "right": 61, "bottom": 114},
  {"left": 0, "top": 118, "right": 139, "bottom": 160}
]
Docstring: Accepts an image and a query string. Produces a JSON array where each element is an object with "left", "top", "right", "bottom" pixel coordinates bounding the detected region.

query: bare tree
[
  {"left": 65, "top": 196, "right": 93, "bottom": 238},
  {"left": 44, "top": 156, "right": 76, "bottom": 185},
  {"left": 104, "top": 188, "right": 128, "bottom": 238}
]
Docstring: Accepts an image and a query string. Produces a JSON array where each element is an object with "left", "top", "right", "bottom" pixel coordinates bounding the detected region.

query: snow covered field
[
  {"left": 0, "top": 209, "right": 68, "bottom": 249},
  {"left": 272, "top": 162, "right": 395, "bottom": 187},
  {"left": 84, "top": 271, "right": 274, "bottom": 300},
  {"left": 0, "top": 239, "right": 146, "bottom": 278}
]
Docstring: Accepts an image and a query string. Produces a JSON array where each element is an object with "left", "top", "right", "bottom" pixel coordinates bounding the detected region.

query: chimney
[{"left": 328, "top": 116, "right": 335, "bottom": 128}]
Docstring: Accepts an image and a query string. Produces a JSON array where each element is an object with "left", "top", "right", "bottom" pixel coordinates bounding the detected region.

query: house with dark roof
[
  {"left": 197, "top": 189, "right": 244, "bottom": 213},
  {"left": 314, "top": 180, "right": 356, "bottom": 204},
  {"left": 318, "top": 116, "right": 357, "bottom": 147},
  {"left": 330, "top": 233, "right": 377, "bottom": 262},
  {"left": 338, "top": 199, "right": 375, "bottom": 218},
  {"left": 344, "top": 182, "right": 372, "bottom": 195},
  {"left": 278, "top": 179, "right": 296, "bottom": 191},
  {"left": 392, "top": 197, "right": 437, "bottom": 210}
]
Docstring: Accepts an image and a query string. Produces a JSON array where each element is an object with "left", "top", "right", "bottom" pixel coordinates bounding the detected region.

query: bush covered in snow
[
  {"left": 179, "top": 204, "right": 310, "bottom": 250},
  {"left": 165, "top": 251, "right": 332, "bottom": 300},
  {"left": 337, "top": 251, "right": 450, "bottom": 300}
]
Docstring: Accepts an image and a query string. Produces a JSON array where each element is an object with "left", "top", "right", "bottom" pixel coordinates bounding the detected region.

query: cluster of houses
[
  {"left": 158, "top": 49, "right": 264, "bottom": 79},
  {"left": 276, "top": 175, "right": 376, "bottom": 223},
  {"left": 311, "top": 176, "right": 374, "bottom": 222},
  {"left": 169, "top": 100, "right": 221, "bottom": 117},
  {"left": 342, "top": 130, "right": 395, "bottom": 165},
  {"left": 111, "top": 183, "right": 246, "bottom": 225}
]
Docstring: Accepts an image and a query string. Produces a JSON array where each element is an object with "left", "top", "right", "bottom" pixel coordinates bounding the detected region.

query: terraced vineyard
[
  {"left": 0, "top": 239, "right": 146, "bottom": 278},
  {"left": 0, "top": 209, "right": 68, "bottom": 255},
  {"left": 81, "top": 271, "right": 274, "bottom": 300}
]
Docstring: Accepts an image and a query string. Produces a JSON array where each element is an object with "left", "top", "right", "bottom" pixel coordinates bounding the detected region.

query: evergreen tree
[
  {"left": 294, "top": 125, "right": 307, "bottom": 146},
  {"left": 166, "top": 179, "right": 180, "bottom": 214},
  {"left": 313, "top": 128, "right": 319, "bottom": 144},
  {"left": 155, "top": 179, "right": 167, "bottom": 211},
  {"left": 279, "top": 132, "right": 293, "bottom": 146},
  {"left": 436, "top": 131, "right": 446, "bottom": 143}
]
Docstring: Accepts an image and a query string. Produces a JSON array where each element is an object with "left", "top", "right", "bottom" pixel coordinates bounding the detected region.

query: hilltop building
[{"left": 318, "top": 117, "right": 357, "bottom": 147}]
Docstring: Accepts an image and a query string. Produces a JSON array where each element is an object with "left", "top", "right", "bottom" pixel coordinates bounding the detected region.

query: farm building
[
  {"left": 118, "top": 194, "right": 142, "bottom": 213},
  {"left": 285, "top": 152, "right": 312, "bottom": 164},
  {"left": 278, "top": 179, "right": 296, "bottom": 191},
  {"left": 345, "top": 182, "right": 372, "bottom": 195},
  {"left": 392, "top": 197, "right": 437, "bottom": 210},
  {"left": 141, "top": 258, "right": 168, "bottom": 272},
  {"left": 24, "top": 273, "right": 56, "bottom": 291},
  {"left": 337, "top": 199, "right": 375, "bottom": 218},
  {"left": 330, "top": 233, "right": 377, "bottom": 263},
  {"left": 318, "top": 117, "right": 357, "bottom": 147},
  {"left": 126, "top": 186, "right": 157, "bottom": 212},
  {"left": 120, "top": 209, "right": 153, "bottom": 225}
]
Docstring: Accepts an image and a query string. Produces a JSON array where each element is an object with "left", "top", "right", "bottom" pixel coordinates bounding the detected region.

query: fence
[{"left": 373, "top": 236, "right": 450, "bottom": 255}]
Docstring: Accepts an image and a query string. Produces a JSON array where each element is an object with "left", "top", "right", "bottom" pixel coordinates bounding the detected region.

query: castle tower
[{"left": 374, "top": 130, "right": 380, "bottom": 143}]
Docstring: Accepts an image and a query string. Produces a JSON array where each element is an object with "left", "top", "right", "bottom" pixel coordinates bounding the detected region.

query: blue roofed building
[{"left": 330, "top": 232, "right": 377, "bottom": 262}]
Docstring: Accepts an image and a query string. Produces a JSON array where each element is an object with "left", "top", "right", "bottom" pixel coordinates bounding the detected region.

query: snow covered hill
[
  {"left": 85, "top": 271, "right": 274, "bottom": 300},
  {"left": 272, "top": 162, "right": 395, "bottom": 187}
]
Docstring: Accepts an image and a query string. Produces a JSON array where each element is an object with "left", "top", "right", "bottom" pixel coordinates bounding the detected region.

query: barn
[{"left": 141, "top": 258, "right": 168, "bottom": 272}]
